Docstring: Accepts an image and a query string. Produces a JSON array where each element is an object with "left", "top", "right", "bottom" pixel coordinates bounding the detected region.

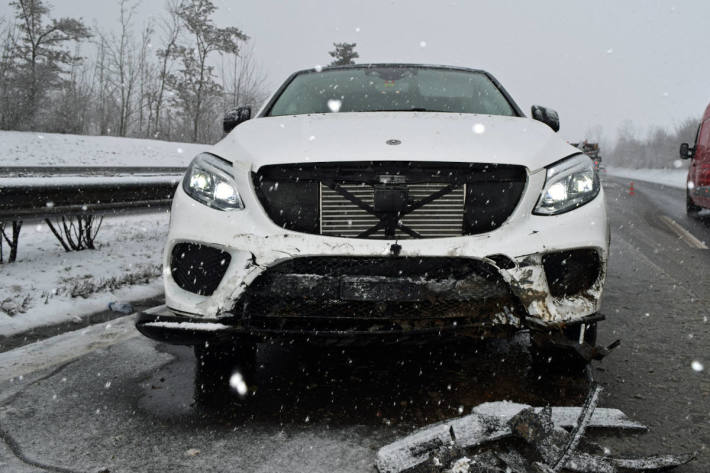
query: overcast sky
[{"left": 2, "top": 0, "right": 708, "bottom": 143}]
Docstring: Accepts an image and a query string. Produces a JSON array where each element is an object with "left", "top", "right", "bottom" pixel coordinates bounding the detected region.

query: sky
[{"left": 2, "top": 0, "right": 708, "bottom": 144}]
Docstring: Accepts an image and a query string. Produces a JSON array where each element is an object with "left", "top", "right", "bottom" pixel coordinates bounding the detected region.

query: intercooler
[
  {"left": 320, "top": 183, "right": 466, "bottom": 238},
  {"left": 253, "top": 161, "right": 527, "bottom": 239}
]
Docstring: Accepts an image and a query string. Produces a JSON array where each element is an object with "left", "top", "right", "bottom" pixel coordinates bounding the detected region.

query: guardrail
[
  {"left": 0, "top": 176, "right": 183, "bottom": 220},
  {"left": 0, "top": 166, "right": 187, "bottom": 177},
  {"left": 0, "top": 167, "right": 186, "bottom": 262}
]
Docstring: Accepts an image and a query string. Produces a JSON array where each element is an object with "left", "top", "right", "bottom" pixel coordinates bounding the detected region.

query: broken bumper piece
[{"left": 375, "top": 388, "right": 695, "bottom": 473}]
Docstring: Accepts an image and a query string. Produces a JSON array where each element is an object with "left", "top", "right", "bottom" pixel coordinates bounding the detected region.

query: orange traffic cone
[{"left": 628, "top": 181, "right": 635, "bottom": 196}]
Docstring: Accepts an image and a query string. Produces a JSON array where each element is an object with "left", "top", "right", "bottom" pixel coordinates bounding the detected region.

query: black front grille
[
  {"left": 265, "top": 256, "right": 494, "bottom": 279},
  {"left": 235, "top": 256, "right": 523, "bottom": 334},
  {"left": 253, "top": 162, "right": 526, "bottom": 239},
  {"left": 171, "top": 243, "right": 231, "bottom": 296}
]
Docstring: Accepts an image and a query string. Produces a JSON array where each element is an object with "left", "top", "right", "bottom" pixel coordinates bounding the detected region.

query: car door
[{"left": 693, "top": 118, "right": 710, "bottom": 207}]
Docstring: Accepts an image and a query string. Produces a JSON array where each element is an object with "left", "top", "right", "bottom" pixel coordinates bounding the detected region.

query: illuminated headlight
[
  {"left": 183, "top": 153, "right": 244, "bottom": 211},
  {"left": 534, "top": 154, "right": 600, "bottom": 215}
]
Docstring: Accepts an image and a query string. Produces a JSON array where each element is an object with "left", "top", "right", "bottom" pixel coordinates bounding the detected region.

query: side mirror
[
  {"left": 679, "top": 142, "right": 694, "bottom": 160},
  {"left": 531, "top": 105, "right": 560, "bottom": 132},
  {"left": 223, "top": 106, "right": 251, "bottom": 133}
]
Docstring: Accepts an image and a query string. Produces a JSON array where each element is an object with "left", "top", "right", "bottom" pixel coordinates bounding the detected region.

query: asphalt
[
  {"left": 0, "top": 175, "right": 708, "bottom": 473},
  {"left": 0, "top": 295, "right": 165, "bottom": 354}
]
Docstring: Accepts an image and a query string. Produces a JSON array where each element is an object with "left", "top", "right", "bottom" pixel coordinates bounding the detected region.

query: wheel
[
  {"left": 530, "top": 322, "right": 597, "bottom": 372},
  {"left": 194, "top": 337, "right": 257, "bottom": 404},
  {"left": 687, "top": 191, "right": 701, "bottom": 218}
]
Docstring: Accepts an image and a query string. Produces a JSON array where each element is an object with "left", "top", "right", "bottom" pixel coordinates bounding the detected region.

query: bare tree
[
  {"left": 92, "top": 32, "right": 112, "bottom": 134},
  {"left": 0, "top": 0, "right": 265, "bottom": 144},
  {"left": 136, "top": 22, "right": 154, "bottom": 136},
  {"left": 172, "top": 0, "right": 247, "bottom": 142},
  {"left": 222, "top": 41, "right": 267, "bottom": 110},
  {"left": 607, "top": 117, "right": 700, "bottom": 168},
  {"left": 149, "top": 0, "right": 181, "bottom": 139},
  {"left": 0, "top": 17, "right": 19, "bottom": 128},
  {"left": 52, "top": 41, "right": 94, "bottom": 134},
  {"left": 100, "top": 0, "right": 141, "bottom": 136},
  {"left": 8, "top": 0, "right": 91, "bottom": 127}
]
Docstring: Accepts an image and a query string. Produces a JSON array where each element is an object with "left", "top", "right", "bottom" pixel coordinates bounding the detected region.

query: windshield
[{"left": 267, "top": 66, "right": 517, "bottom": 117}]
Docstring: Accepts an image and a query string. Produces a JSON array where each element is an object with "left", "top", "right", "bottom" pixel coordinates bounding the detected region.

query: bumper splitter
[{"left": 136, "top": 309, "right": 616, "bottom": 360}]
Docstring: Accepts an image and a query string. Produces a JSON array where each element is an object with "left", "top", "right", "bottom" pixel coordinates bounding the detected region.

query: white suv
[{"left": 136, "top": 64, "right": 608, "bottom": 394}]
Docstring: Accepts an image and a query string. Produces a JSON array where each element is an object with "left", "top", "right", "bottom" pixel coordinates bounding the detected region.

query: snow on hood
[{"left": 211, "top": 112, "right": 580, "bottom": 172}]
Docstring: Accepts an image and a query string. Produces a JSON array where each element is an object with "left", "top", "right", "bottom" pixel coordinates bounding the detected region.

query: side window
[{"left": 697, "top": 121, "right": 710, "bottom": 158}]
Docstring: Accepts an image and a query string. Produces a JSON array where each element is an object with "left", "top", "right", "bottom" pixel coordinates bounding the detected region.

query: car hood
[{"left": 211, "top": 112, "right": 579, "bottom": 173}]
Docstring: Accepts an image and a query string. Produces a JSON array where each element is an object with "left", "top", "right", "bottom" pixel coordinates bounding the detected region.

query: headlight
[
  {"left": 534, "top": 154, "right": 600, "bottom": 215},
  {"left": 183, "top": 153, "right": 244, "bottom": 211}
]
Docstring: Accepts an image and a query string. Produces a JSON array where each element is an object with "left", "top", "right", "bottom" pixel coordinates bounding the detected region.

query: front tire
[{"left": 194, "top": 337, "right": 257, "bottom": 404}]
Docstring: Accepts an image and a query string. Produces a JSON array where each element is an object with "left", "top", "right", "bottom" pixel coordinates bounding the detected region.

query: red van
[{"left": 680, "top": 103, "right": 710, "bottom": 216}]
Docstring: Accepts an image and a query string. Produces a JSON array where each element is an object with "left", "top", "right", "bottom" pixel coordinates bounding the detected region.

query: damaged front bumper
[{"left": 147, "top": 180, "right": 609, "bottom": 345}]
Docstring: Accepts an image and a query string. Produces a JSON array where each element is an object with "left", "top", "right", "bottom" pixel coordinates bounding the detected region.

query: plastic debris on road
[{"left": 376, "top": 383, "right": 696, "bottom": 473}]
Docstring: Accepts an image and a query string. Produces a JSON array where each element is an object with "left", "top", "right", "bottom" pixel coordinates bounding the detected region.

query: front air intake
[
  {"left": 542, "top": 248, "right": 601, "bottom": 297},
  {"left": 170, "top": 243, "right": 231, "bottom": 296}
]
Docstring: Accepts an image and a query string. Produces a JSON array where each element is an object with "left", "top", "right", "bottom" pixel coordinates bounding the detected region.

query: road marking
[
  {"left": 0, "top": 305, "right": 164, "bottom": 382},
  {"left": 659, "top": 215, "right": 708, "bottom": 249}
]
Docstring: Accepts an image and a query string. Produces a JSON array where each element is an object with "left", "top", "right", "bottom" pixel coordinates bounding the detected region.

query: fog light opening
[{"left": 542, "top": 249, "right": 601, "bottom": 297}]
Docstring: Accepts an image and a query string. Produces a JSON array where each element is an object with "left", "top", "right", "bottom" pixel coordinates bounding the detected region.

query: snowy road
[{"left": 1, "top": 177, "right": 709, "bottom": 472}]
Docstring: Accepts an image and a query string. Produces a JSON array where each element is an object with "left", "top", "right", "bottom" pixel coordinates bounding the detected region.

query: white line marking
[
  {"left": 0, "top": 305, "right": 165, "bottom": 382},
  {"left": 659, "top": 215, "right": 708, "bottom": 249}
]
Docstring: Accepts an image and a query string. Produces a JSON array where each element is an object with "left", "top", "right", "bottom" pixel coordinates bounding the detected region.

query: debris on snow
[
  {"left": 107, "top": 301, "right": 134, "bottom": 314},
  {"left": 0, "top": 294, "right": 31, "bottom": 316}
]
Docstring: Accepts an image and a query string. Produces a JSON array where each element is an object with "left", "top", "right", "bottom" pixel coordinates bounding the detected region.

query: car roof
[{"left": 296, "top": 63, "right": 489, "bottom": 75}]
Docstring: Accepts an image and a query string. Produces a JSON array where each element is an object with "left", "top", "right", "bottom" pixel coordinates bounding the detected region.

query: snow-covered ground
[
  {"left": 0, "top": 130, "right": 209, "bottom": 338},
  {"left": 605, "top": 166, "right": 687, "bottom": 190},
  {"left": 0, "top": 213, "right": 169, "bottom": 337},
  {"left": 1, "top": 129, "right": 205, "bottom": 167}
]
